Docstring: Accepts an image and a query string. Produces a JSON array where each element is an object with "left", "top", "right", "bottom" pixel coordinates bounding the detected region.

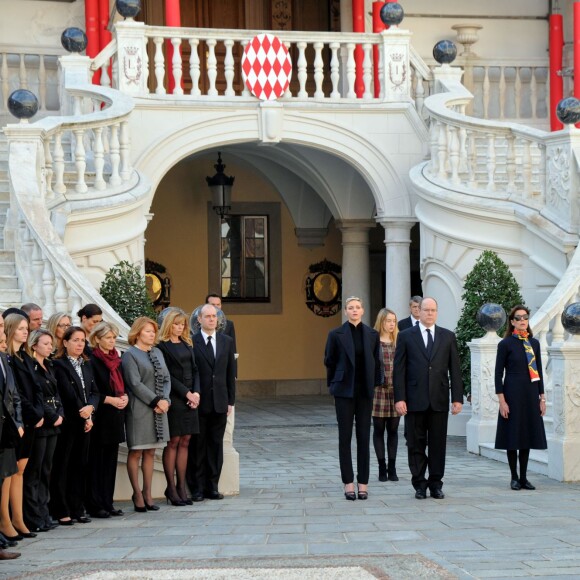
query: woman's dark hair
[
  {"left": 77, "top": 303, "right": 103, "bottom": 320},
  {"left": 56, "top": 325, "right": 88, "bottom": 359},
  {"left": 504, "top": 304, "right": 533, "bottom": 338}
]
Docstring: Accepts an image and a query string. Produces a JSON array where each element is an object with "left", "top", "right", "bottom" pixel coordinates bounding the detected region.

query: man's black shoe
[
  {"left": 430, "top": 488, "right": 445, "bottom": 499},
  {"left": 204, "top": 491, "right": 224, "bottom": 500},
  {"left": 191, "top": 493, "right": 204, "bottom": 502},
  {"left": 414, "top": 489, "right": 427, "bottom": 499}
]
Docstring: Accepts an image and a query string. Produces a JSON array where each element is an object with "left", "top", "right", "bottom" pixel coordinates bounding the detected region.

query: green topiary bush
[
  {"left": 99, "top": 260, "right": 156, "bottom": 325},
  {"left": 455, "top": 250, "right": 524, "bottom": 396}
]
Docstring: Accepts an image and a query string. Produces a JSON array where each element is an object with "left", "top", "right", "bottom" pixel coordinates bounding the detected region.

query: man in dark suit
[
  {"left": 190, "top": 304, "right": 235, "bottom": 501},
  {"left": 398, "top": 296, "right": 422, "bottom": 331},
  {"left": 206, "top": 294, "right": 237, "bottom": 354},
  {"left": 393, "top": 297, "right": 463, "bottom": 500}
]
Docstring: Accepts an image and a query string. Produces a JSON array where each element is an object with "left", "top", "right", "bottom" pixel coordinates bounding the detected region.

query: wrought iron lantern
[{"left": 206, "top": 152, "right": 235, "bottom": 217}]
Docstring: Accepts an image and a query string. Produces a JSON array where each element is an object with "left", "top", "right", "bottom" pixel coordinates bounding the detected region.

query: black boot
[
  {"left": 387, "top": 459, "right": 399, "bottom": 481},
  {"left": 378, "top": 459, "right": 387, "bottom": 482}
]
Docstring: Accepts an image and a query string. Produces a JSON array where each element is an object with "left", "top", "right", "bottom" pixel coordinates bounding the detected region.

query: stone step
[
  {"left": 0, "top": 262, "right": 16, "bottom": 276},
  {"left": 0, "top": 250, "right": 15, "bottom": 261},
  {"left": 0, "top": 288, "right": 22, "bottom": 305},
  {"left": 479, "top": 443, "right": 548, "bottom": 476},
  {"left": 0, "top": 275, "right": 19, "bottom": 289}
]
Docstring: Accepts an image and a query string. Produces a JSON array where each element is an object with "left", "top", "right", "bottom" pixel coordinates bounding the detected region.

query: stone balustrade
[{"left": 0, "top": 45, "right": 63, "bottom": 113}]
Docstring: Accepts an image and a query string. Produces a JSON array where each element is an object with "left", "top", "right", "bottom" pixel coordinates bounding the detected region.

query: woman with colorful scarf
[
  {"left": 494, "top": 305, "right": 547, "bottom": 490},
  {"left": 87, "top": 322, "right": 128, "bottom": 518}
]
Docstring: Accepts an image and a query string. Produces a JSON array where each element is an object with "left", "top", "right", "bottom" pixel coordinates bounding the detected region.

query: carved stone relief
[
  {"left": 546, "top": 145, "right": 571, "bottom": 214},
  {"left": 271, "top": 0, "right": 292, "bottom": 30},
  {"left": 122, "top": 46, "right": 142, "bottom": 85}
]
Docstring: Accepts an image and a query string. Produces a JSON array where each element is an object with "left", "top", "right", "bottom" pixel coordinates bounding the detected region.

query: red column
[
  {"left": 85, "top": 0, "right": 100, "bottom": 84},
  {"left": 352, "top": 0, "right": 365, "bottom": 98},
  {"left": 165, "top": 0, "right": 182, "bottom": 94},
  {"left": 372, "top": 2, "right": 385, "bottom": 98},
  {"left": 575, "top": 2, "right": 580, "bottom": 100},
  {"left": 549, "top": 12, "right": 564, "bottom": 131},
  {"left": 98, "top": 0, "right": 112, "bottom": 85}
]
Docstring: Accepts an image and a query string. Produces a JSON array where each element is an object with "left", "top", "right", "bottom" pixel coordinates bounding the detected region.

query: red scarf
[{"left": 92, "top": 347, "right": 125, "bottom": 397}]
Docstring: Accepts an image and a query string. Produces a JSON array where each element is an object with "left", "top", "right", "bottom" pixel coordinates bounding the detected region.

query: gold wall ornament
[{"left": 304, "top": 259, "right": 341, "bottom": 317}]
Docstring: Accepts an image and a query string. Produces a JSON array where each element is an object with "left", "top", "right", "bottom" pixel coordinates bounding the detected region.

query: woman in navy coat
[
  {"left": 324, "top": 296, "right": 382, "bottom": 501},
  {"left": 495, "top": 305, "right": 547, "bottom": 491}
]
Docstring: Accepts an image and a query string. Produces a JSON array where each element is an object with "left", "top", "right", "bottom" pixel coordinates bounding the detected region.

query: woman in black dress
[
  {"left": 3, "top": 314, "right": 44, "bottom": 540},
  {"left": 157, "top": 309, "right": 200, "bottom": 505},
  {"left": 50, "top": 326, "right": 99, "bottom": 525},
  {"left": 495, "top": 305, "right": 547, "bottom": 490},
  {"left": 77, "top": 304, "right": 103, "bottom": 355},
  {"left": 46, "top": 312, "right": 71, "bottom": 357},
  {"left": 87, "top": 322, "right": 127, "bottom": 518},
  {"left": 25, "top": 329, "right": 63, "bottom": 532}
]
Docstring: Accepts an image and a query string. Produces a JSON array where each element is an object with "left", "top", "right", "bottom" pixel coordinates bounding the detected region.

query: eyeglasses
[
  {"left": 513, "top": 314, "right": 529, "bottom": 321},
  {"left": 57, "top": 323, "right": 71, "bottom": 329}
]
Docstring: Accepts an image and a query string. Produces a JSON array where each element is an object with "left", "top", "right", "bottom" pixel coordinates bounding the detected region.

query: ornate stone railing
[
  {"left": 3, "top": 55, "right": 134, "bottom": 334},
  {"left": 0, "top": 45, "right": 64, "bottom": 113}
]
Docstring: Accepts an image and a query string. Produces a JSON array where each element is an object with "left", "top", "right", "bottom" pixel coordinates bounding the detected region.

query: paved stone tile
[
  {"left": 217, "top": 543, "right": 307, "bottom": 557},
  {"left": 307, "top": 542, "right": 398, "bottom": 555},
  {"left": 125, "top": 545, "right": 220, "bottom": 559},
  {"left": 185, "top": 533, "right": 268, "bottom": 545},
  {"left": 267, "top": 532, "right": 346, "bottom": 544}
]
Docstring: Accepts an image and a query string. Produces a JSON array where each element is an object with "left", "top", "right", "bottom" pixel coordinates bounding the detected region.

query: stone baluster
[
  {"left": 1, "top": 54, "right": 8, "bottom": 110},
  {"left": 486, "top": 133, "right": 496, "bottom": 191},
  {"left": 206, "top": 38, "right": 218, "bottom": 96},
  {"left": 537, "top": 144, "right": 546, "bottom": 201},
  {"left": 109, "top": 123, "right": 122, "bottom": 186},
  {"left": 468, "top": 131, "right": 477, "bottom": 189},
  {"left": 171, "top": 38, "right": 184, "bottom": 95},
  {"left": 429, "top": 120, "right": 439, "bottom": 175},
  {"left": 19, "top": 54, "right": 28, "bottom": 89},
  {"left": 437, "top": 122, "right": 448, "bottom": 180},
  {"left": 346, "top": 43, "right": 356, "bottom": 99},
  {"left": 21, "top": 225, "right": 34, "bottom": 297},
  {"left": 522, "top": 139, "right": 532, "bottom": 198},
  {"left": 189, "top": 39, "right": 201, "bottom": 96},
  {"left": 448, "top": 125, "right": 460, "bottom": 185},
  {"left": 378, "top": 42, "right": 385, "bottom": 99},
  {"left": 153, "top": 37, "right": 166, "bottom": 95},
  {"left": 329, "top": 42, "right": 340, "bottom": 99},
  {"left": 224, "top": 39, "right": 235, "bottom": 97},
  {"left": 38, "top": 55, "right": 47, "bottom": 111},
  {"left": 530, "top": 68, "right": 537, "bottom": 119},
  {"left": 313, "top": 42, "right": 324, "bottom": 99},
  {"left": 506, "top": 134, "right": 516, "bottom": 193},
  {"left": 414, "top": 69, "right": 425, "bottom": 117},
  {"left": 498, "top": 66, "right": 506, "bottom": 119},
  {"left": 93, "top": 127, "right": 106, "bottom": 190},
  {"left": 362, "top": 43, "right": 373, "bottom": 100},
  {"left": 297, "top": 42, "right": 308, "bottom": 98},
  {"left": 54, "top": 271, "right": 69, "bottom": 313},
  {"left": 43, "top": 138, "right": 54, "bottom": 201},
  {"left": 458, "top": 105, "right": 468, "bottom": 173},
  {"left": 73, "top": 129, "right": 88, "bottom": 193},
  {"left": 31, "top": 240, "right": 45, "bottom": 305},
  {"left": 53, "top": 132, "right": 66, "bottom": 195},
  {"left": 42, "top": 259, "right": 56, "bottom": 317},
  {"left": 483, "top": 66, "right": 490, "bottom": 119},
  {"left": 281, "top": 41, "right": 293, "bottom": 99},
  {"left": 70, "top": 293, "right": 82, "bottom": 325},
  {"left": 112, "top": 53, "right": 120, "bottom": 90},
  {"left": 514, "top": 67, "right": 521, "bottom": 119},
  {"left": 120, "top": 120, "right": 131, "bottom": 182},
  {"left": 101, "top": 61, "right": 111, "bottom": 88}
]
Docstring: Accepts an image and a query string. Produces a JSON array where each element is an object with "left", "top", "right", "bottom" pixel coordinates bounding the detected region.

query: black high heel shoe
[
  {"left": 164, "top": 489, "right": 186, "bottom": 506},
  {"left": 132, "top": 494, "right": 147, "bottom": 513},
  {"left": 177, "top": 491, "right": 193, "bottom": 506},
  {"left": 344, "top": 485, "right": 356, "bottom": 501},
  {"left": 13, "top": 528, "right": 37, "bottom": 538}
]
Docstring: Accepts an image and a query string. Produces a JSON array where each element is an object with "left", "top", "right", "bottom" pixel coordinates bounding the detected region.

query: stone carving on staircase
[
  {"left": 122, "top": 46, "right": 142, "bottom": 86},
  {"left": 546, "top": 145, "right": 571, "bottom": 213}
]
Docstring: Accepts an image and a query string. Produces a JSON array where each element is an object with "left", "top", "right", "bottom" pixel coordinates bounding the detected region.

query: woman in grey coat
[{"left": 121, "top": 317, "right": 171, "bottom": 512}]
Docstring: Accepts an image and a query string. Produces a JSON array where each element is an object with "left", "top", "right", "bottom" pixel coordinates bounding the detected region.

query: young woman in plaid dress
[{"left": 372, "top": 309, "right": 401, "bottom": 482}]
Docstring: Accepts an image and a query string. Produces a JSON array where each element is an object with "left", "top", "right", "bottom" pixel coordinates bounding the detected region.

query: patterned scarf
[
  {"left": 147, "top": 349, "right": 166, "bottom": 442},
  {"left": 67, "top": 355, "right": 88, "bottom": 403},
  {"left": 512, "top": 330, "right": 540, "bottom": 382}
]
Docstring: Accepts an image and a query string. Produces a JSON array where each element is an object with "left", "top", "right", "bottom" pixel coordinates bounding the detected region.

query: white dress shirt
[
  {"left": 418, "top": 323, "right": 435, "bottom": 348},
  {"left": 200, "top": 330, "right": 217, "bottom": 357}
]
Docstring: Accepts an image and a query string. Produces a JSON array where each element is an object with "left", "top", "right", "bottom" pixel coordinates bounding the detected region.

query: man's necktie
[
  {"left": 206, "top": 335, "right": 215, "bottom": 363},
  {"left": 415, "top": 320, "right": 419, "bottom": 326},
  {"left": 426, "top": 328, "right": 434, "bottom": 359}
]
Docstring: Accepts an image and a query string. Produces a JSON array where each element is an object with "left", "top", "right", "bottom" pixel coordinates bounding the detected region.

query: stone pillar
[
  {"left": 380, "top": 27, "right": 412, "bottom": 102},
  {"left": 548, "top": 336, "right": 580, "bottom": 482},
  {"left": 336, "top": 219, "right": 374, "bottom": 325},
  {"left": 219, "top": 407, "right": 240, "bottom": 495},
  {"left": 466, "top": 332, "right": 501, "bottom": 454},
  {"left": 114, "top": 20, "right": 148, "bottom": 95},
  {"left": 58, "top": 55, "right": 91, "bottom": 116},
  {"left": 378, "top": 218, "right": 414, "bottom": 320}
]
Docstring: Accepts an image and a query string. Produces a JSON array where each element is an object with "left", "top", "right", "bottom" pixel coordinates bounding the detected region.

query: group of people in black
[{"left": 0, "top": 294, "right": 236, "bottom": 561}]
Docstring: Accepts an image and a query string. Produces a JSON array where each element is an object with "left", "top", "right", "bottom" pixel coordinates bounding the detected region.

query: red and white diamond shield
[{"left": 242, "top": 33, "right": 292, "bottom": 101}]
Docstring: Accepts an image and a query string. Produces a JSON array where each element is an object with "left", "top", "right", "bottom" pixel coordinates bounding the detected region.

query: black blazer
[
  {"left": 221, "top": 320, "right": 237, "bottom": 353},
  {"left": 0, "top": 353, "right": 23, "bottom": 447},
  {"left": 89, "top": 354, "right": 126, "bottom": 445},
  {"left": 157, "top": 340, "right": 201, "bottom": 400},
  {"left": 398, "top": 316, "right": 416, "bottom": 331},
  {"left": 393, "top": 325, "right": 463, "bottom": 412},
  {"left": 324, "top": 322, "right": 382, "bottom": 399},
  {"left": 53, "top": 357, "right": 100, "bottom": 431},
  {"left": 192, "top": 332, "right": 235, "bottom": 415},
  {"left": 9, "top": 350, "right": 44, "bottom": 428},
  {"left": 31, "top": 358, "right": 63, "bottom": 437}
]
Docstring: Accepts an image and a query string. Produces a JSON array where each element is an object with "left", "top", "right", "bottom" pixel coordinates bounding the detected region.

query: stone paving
[{"left": 2, "top": 395, "right": 580, "bottom": 579}]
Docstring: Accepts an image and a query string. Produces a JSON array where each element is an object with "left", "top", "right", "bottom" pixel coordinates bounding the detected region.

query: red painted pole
[
  {"left": 352, "top": 0, "right": 365, "bottom": 98},
  {"left": 85, "top": 0, "right": 100, "bottom": 84},
  {"left": 165, "top": 0, "right": 182, "bottom": 94},
  {"left": 549, "top": 13, "right": 564, "bottom": 131},
  {"left": 372, "top": 2, "right": 385, "bottom": 98},
  {"left": 575, "top": 2, "right": 580, "bottom": 100},
  {"left": 98, "top": 0, "right": 112, "bottom": 85}
]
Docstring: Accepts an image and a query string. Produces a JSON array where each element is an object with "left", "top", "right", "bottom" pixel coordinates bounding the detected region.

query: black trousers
[
  {"left": 86, "top": 441, "right": 120, "bottom": 514},
  {"left": 49, "top": 425, "right": 90, "bottom": 519},
  {"left": 188, "top": 410, "right": 228, "bottom": 494},
  {"left": 334, "top": 394, "right": 372, "bottom": 485},
  {"left": 23, "top": 433, "right": 57, "bottom": 529},
  {"left": 405, "top": 407, "right": 448, "bottom": 491}
]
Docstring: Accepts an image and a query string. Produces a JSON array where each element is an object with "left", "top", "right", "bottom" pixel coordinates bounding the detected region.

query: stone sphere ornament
[
  {"left": 60, "top": 27, "right": 88, "bottom": 53},
  {"left": 561, "top": 302, "right": 580, "bottom": 335},
  {"left": 7, "top": 89, "right": 39, "bottom": 121},
  {"left": 556, "top": 97, "right": 580, "bottom": 126},
  {"left": 476, "top": 303, "right": 506, "bottom": 333},
  {"left": 190, "top": 304, "right": 227, "bottom": 335},
  {"left": 433, "top": 40, "right": 457, "bottom": 65},
  {"left": 116, "top": 0, "right": 141, "bottom": 19},
  {"left": 380, "top": 2, "right": 405, "bottom": 27}
]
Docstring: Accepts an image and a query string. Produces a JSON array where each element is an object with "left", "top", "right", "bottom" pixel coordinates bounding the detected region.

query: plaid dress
[{"left": 372, "top": 341, "right": 397, "bottom": 418}]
